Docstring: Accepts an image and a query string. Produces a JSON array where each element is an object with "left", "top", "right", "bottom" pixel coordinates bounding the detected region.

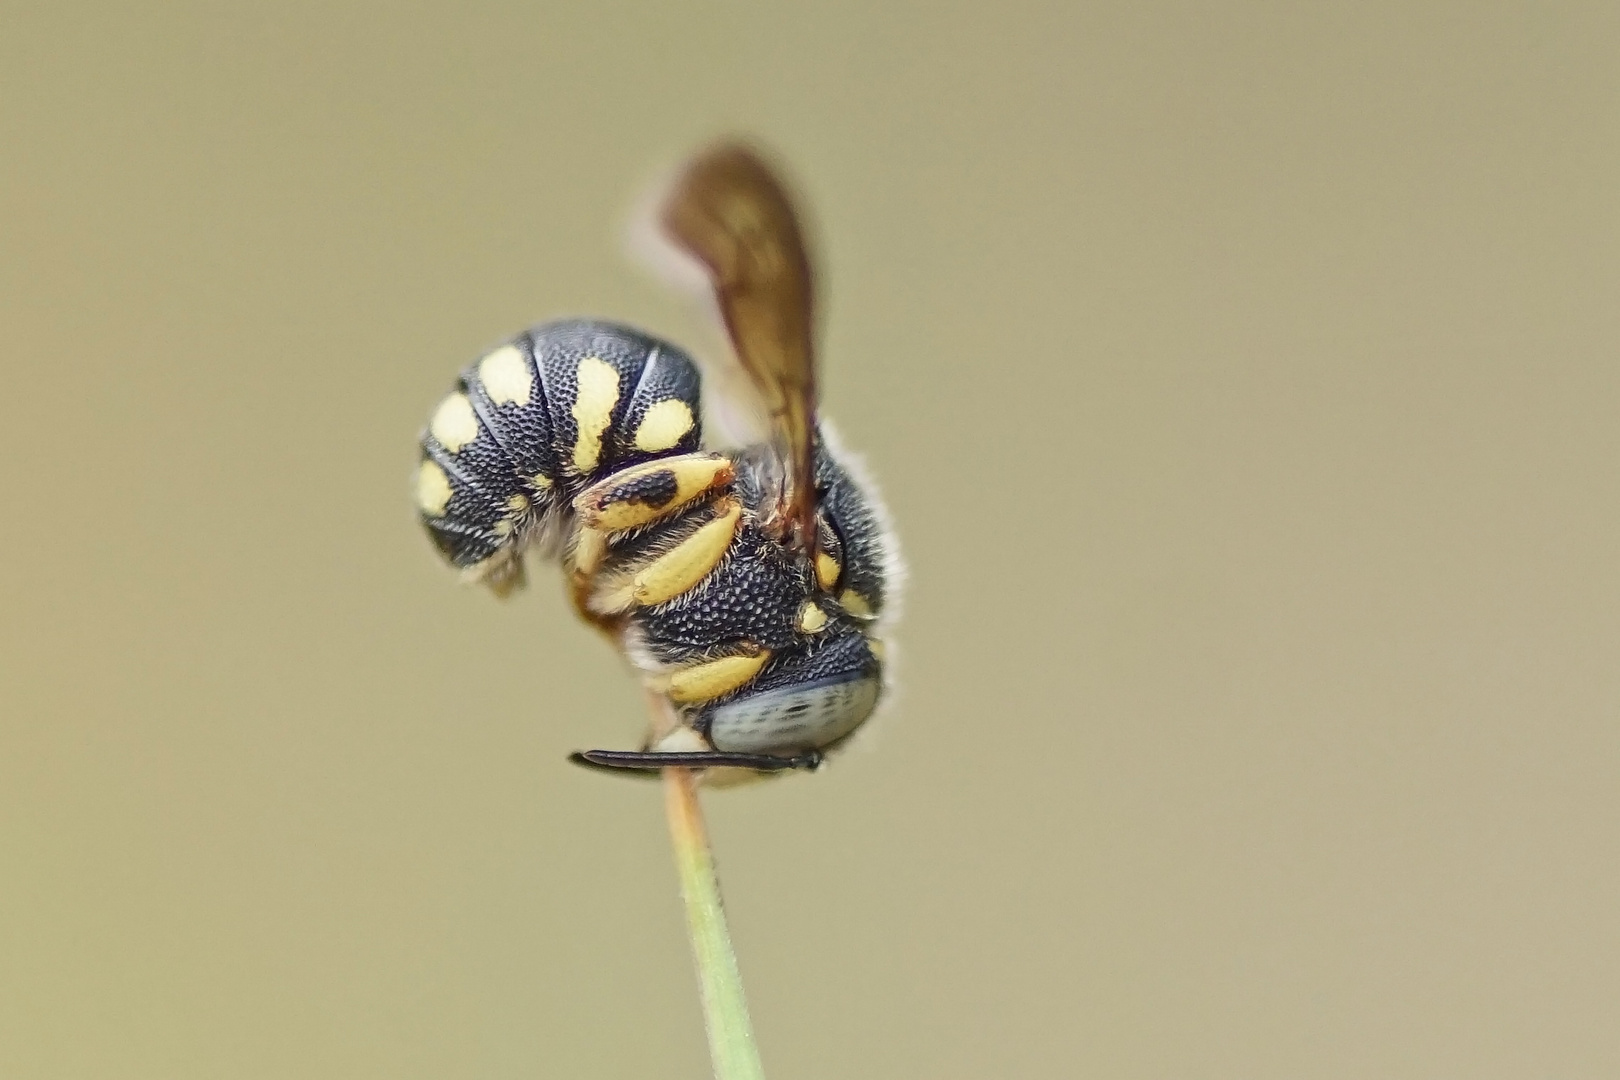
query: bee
[{"left": 413, "top": 143, "right": 900, "bottom": 776}]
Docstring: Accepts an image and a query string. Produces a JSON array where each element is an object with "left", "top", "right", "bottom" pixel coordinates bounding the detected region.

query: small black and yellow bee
[{"left": 413, "top": 144, "right": 900, "bottom": 776}]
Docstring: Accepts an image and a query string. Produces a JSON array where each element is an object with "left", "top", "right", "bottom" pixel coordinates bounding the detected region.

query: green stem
[{"left": 664, "top": 768, "right": 766, "bottom": 1080}]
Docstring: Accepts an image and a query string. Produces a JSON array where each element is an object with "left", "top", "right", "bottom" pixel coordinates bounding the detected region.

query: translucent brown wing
[{"left": 655, "top": 142, "right": 820, "bottom": 551}]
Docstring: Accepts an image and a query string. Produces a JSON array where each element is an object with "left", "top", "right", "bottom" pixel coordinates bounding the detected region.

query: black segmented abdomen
[{"left": 415, "top": 320, "right": 703, "bottom": 576}]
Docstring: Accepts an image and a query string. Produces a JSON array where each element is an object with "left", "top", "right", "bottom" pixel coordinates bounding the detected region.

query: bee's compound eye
[{"left": 704, "top": 672, "right": 879, "bottom": 756}]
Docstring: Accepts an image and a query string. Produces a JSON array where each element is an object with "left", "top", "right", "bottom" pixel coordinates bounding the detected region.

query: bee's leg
[
  {"left": 568, "top": 454, "right": 740, "bottom": 620},
  {"left": 568, "top": 748, "right": 823, "bottom": 774},
  {"left": 573, "top": 453, "right": 734, "bottom": 532},
  {"left": 564, "top": 526, "right": 621, "bottom": 634},
  {"left": 649, "top": 646, "right": 771, "bottom": 703},
  {"left": 583, "top": 498, "right": 743, "bottom": 615}
]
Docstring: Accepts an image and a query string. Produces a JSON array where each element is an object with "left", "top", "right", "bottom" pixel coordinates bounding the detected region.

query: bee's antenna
[{"left": 568, "top": 748, "right": 822, "bottom": 774}]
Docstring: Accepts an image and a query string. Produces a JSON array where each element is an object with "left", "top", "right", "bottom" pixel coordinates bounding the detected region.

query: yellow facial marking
[
  {"left": 505, "top": 493, "right": 530, "bottom": 514},
  {"left": 868, "top": 637, "right": 887, "bottom": 661},
  {"left": 415, "top": 460, "right": 452, "bottom": 516},
  {"left": 839, "top": 589, "right": 873, "bottom": 617},
  {"left": 530, "top": 472, "right": 553, "bottom": 490},
  {"left": 633, "top": 398, "right": 695, "bottom": 453},
  {"left": 576, "top": 453, "right": 733, "bottom": 532},
  {"left": 815, "top": 551, "right": 841, "bottom": 591},
  {"left": 663, "top": 650, "right": 771, "bottom": 704},
  {"left": 632, "top": 501, "right": 741, "bottom": 606},
  {"left": 797, "top": 601, "right": 828, "bottom": 634},
  {"left": 430, "top": 391, "right": 479, "bottom": 453},
  {"left": 477, "top": 345, "right": 532, "bottom": 406},
  {"left": 571, "top": 356, "right": 620, "bottom": 471}
]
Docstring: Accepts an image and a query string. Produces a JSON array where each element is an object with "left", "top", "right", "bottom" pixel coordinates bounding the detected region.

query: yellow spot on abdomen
[
  {"left": 430, "top": 391, "right": 479, "bottom": 453},
  {"left": 632, "top": 500, "right": 741, "bottom": 606},
  {"left": 663, "top": 649, "right": 771, "bottom": 704},
  {"left": 415, "top": 460, "right": 453, "bottom": 516},
  {"left": 477, "top": 345, "right": 532, "bottom": 406},
  {"left": 634, "top": 399, "right": 695, "bottom": 453},
  {"left": 571, "top": 356, "right": 620, "bottom": 471}
]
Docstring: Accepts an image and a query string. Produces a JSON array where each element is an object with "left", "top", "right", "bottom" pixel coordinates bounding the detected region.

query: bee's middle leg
[{"left": 574, "top": 496, "right": 743, "bottom": 617}]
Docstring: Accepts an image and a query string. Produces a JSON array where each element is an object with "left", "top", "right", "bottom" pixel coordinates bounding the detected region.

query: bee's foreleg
[{"left": 573, "top": 453, "right": 734, "bottom": 532}]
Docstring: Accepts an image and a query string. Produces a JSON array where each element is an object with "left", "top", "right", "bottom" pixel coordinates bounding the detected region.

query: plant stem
[{"left": 664, "top": 767, "right": 767, "bottom": 1080}]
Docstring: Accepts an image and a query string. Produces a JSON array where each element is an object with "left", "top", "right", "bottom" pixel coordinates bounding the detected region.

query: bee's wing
[{"left": 629, "top": 141, "right": 820, "bottom": 550}]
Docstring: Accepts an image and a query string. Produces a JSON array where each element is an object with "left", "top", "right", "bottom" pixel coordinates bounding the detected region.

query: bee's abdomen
[{"left": 416, "top": 320, "right": 703, "bottom": 578}]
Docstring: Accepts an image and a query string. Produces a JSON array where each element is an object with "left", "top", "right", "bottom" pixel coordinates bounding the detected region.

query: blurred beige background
[{"left": 3, "top": 3, "right": 1617, "bottom": 1077}]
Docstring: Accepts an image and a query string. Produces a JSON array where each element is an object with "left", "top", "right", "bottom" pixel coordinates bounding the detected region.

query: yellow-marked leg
[
  {"left": 573, "top": 453, "right": 734, "bottom": 533},
  {"left": 564, "top": 526, "right": 629, "bottom": 636},
  {"left": 651, "top": 647, "right": 771, "bottom": 704},
  {"left": 570, "top": 526, "right": 608, "bottom": 578},
  {"left": 632, "top": 500, "right": 741, "bottom": 606},
  {"left": 589, "top": 499, "right": 742, "bottom": 614}
]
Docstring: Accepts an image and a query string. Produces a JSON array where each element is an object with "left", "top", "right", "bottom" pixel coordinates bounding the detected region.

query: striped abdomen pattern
[{"left": 414, "top": 320, "right": 703, "bottom": 587}]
